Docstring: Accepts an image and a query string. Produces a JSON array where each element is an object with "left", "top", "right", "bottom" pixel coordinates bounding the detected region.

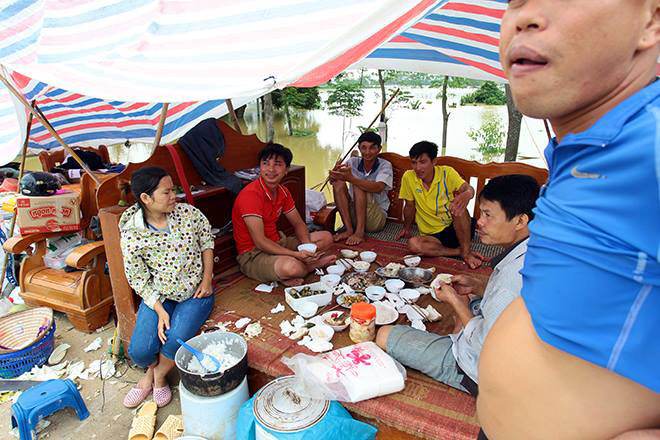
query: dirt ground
[{"left": 0, "top": 313, "right": 183, "bottom": 440}]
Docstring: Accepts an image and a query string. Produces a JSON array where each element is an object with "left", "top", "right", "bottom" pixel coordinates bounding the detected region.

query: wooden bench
[
  {"left": 98, "top": 120, "right": 306, "bottom": 344},
  {"left": 39, "top": 145, "right": 110, "bottom": 172},
  {"left": 315, "top": 153, "right": 548, "bottom": 231}
]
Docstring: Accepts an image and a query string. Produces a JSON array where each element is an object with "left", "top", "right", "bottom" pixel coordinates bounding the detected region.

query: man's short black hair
[
  {"left": 409, "top": 141, "right": 438, "bottom": 160},
  {"left": 357, "top": 131, "right": 382, "bottom": 147},
  {"left": 479, "top": 174, "right": 540, "bottom": 221},
  {"left": 258, "top": 143, "right": 293, "bottom": 167}
]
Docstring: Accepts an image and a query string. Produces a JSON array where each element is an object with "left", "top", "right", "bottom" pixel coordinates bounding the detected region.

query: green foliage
[
  {"left": 409, "top": 100, "right": 422, "bottom": 110},
  {"left": 271, "top": 87, "right": 321, "bottom": 110},
  {"left": 461, "top": 81, "right": 507, "bottom": 105},
  {"left": 326, "top": 83, "right": 365, "bottom": 118},
  {"left": 291, "top": 128, "right": 314, "bottom": 137},
  {"left": 468, "top": 112, "right": 506, "bottom": 162},
  {"left": 357, "top": 126, "right": 378, "bottom": 134}
]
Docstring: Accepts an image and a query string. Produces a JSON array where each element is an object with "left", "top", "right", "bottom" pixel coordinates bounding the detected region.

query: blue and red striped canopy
[
  {"left": 356, "top": 0, "right": 506, "bottom": 81},
  {"left": 0, "top": 0, "right": 438, "bottom": 162}
]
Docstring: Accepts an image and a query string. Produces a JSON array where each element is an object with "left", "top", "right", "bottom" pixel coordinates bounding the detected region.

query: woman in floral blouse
[{"left": 119, "top": 167, "right": 215, "bottom": 408}]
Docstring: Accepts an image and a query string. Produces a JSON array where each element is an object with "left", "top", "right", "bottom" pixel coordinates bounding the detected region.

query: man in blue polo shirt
[{"left": 477, "top": 1, "right": 660, "bottom": 439}]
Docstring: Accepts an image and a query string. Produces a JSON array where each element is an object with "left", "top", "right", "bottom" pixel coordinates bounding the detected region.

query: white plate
[{"left": 372, "top": 301, "right": 398, "bottom": 325}]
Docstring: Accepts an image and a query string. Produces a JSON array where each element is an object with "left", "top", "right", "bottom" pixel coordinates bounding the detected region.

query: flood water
[{"left": 108, "top": 87, "right": 550, "bottom": 199}]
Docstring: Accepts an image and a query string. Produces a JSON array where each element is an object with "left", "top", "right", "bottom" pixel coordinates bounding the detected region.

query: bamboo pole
[
  {"left": 226, "top": 99, "right": 242, "bottom": 133},
  {"left": 153, "top": 103, "right": 169, "bottom": 148},
  {"left": 314, "top": 88, "right": 401, "bottom": 192},
  {"left": 0, "top": 102, "right": 35, "bottom": 291},
  {"left": 0, "top": 69, "right": 101, "bottom": 186}
]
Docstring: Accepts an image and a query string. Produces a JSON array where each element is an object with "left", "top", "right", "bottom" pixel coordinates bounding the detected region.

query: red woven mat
[{"left": 207, "top": 238, "right": 491, "bottom": 440}]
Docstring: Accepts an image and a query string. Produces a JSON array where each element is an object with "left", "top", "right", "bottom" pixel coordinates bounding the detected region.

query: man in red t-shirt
[{"left": 232, "top": 143, "right": 335, "bottom": 285}]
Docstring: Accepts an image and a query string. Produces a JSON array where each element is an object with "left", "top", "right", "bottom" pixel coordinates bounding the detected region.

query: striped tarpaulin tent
[
  {"left": 0, "top": 0, "right": 439, "bottom": 162},
  {"left": 7, "top": 70, "right": 255, "bottom": 150},
  {"left": 355, "top": 0, "right": 506, "bottom": 81}
]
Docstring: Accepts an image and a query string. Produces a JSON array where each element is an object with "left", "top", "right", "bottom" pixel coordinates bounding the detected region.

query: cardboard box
[{"left": 16, "top": 192, "right": 81, "bottom": 234}]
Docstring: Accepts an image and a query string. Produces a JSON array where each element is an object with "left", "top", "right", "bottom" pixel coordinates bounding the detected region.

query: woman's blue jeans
[{"left": 128, "top": 296, "right": 214, "bottom": 368}]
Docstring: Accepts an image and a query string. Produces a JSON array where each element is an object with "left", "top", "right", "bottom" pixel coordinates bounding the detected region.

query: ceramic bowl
[
  {"left": 296, "top": 301, "right": 319, "bottom": 318},
  {"left": 359, "top": 251, "right": 377, "bottom": 263},
  {"left": 403, "top": 255, "right": 421, "bottom": 267},
  {"left": 352, "top": 261, "right": 370, "bottom": 273},
  {"left": 297, "top": 243, "right": 318, "bottom": 253},
  {"left": 321, "top": 311, "right": 350, "bottom": 331},
  {"left": 365, "top": 285, "right": 386, "bottom": 301},
  {"left": 309, "top": 324, "right": 335, "bottom": 342},
  {"left": 326, "top": 264, "right": 346, "bottom": 276},
  {"left": 320, "top": 274, "right": 341, "bottom": 287},
  {"left": 340, "top": 249, "right": 359, "bottom": 259},
  {"left": 385, "top": 279, "right": 405, "bottom": 293},
  {"left": 399, "top": 288, "right": 421, "bottom": 303}
]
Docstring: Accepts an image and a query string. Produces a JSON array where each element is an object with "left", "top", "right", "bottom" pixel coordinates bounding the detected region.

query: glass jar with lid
[{"left": 349, "top": 303, "right": 377, "bottom": 343}]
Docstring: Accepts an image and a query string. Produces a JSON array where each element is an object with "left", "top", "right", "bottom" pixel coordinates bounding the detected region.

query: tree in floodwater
[
  {"left": 272, "top": 87, "right": 321, "bottom": 136},
  {"left": 504, "top": 84, "right": 523, "bottom": 162},
  {"left": 326, "top": 80, "right": 365, "bottom": 149},
  {"left": 431, "top": 76, "right": 452, "bottom": 155},
  {"left": 468, "top": 111, "right": 506, "bottom": 163},
  {"left": 461, "top": 81, "right": 507, "bottom": 106}
]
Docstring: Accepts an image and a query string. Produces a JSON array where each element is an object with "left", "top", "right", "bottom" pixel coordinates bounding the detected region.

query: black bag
[{"left": 20, "top": 172, "right": 62, "bottom": 196}]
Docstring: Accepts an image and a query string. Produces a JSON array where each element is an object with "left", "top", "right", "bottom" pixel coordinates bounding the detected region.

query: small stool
[{"left": 11, "top": 379, "right": 89, "bottom": 440}]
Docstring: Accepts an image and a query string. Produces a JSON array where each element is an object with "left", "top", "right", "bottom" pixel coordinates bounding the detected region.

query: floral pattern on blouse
[{"left": 119, "top": 203, "right": 214, "bottom": 309}]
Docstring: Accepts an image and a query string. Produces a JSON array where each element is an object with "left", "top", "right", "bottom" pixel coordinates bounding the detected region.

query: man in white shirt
[
  {"left": 330, "top": 132, "right": 393, "bottom": 246},
  {"left": 376, "top": 174, "right": 539, "bottom": 391}
]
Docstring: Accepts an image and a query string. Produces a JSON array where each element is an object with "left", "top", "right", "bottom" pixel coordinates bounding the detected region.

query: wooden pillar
[
  {"left": 226, "top": 99, "right": 242, "bottom": 133},
  {"left": 153, "top": 103, "right": 169, "bottom": 148}
]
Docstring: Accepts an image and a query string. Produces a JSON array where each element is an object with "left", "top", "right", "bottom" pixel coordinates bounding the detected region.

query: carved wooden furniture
[
  {"left": 3, "top": 173, "right": 114, "bottom": 332},
  {"left": 98, "top": 120, "right": 306, "bottom": 344},
  {"left": 315, "top": 153, "right": 548, "bottom": 231},
  {"left": 38, "top": 145, "right": 110, "bottom": 172}
]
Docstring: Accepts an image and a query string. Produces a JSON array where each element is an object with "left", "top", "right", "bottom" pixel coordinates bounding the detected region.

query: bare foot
[
  {"left": 345, "top": 233, "right": 364, "bottom": 246},
  {"left": 333, "top": 231, "right": 353, "bottom": 242},
  {"left": 282, "top": 278, "right": 304, "bottom": 287},
  {"left": 463, "top": 251, "right": 484, "bottom": 269}
]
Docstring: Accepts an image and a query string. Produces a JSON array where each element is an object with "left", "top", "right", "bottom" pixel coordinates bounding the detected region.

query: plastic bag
[
  {"left": 44, "top": 233, "right": 85, "bottom": 269},
  {"left": 281, "top": 342, "right": 406, "bottom": 403},
  {"left": 236, "top": 394, "right": 377, "bottom": 440},
  {"left": 305, "top": 189, "right": 327, "bottom": 223}
]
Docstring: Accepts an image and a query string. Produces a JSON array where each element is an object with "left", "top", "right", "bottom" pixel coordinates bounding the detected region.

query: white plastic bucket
[{"left": 180, "top": 376, "right": 249, "bottom": 439}]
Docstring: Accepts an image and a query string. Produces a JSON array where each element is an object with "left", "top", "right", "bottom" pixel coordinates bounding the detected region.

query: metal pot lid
[{"left": 253, "top": 376, "right": 329, "bottom": 433}]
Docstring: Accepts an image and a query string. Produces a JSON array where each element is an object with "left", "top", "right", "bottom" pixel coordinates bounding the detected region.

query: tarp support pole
[
  {"left": 317, "top": 88, "right": 401, "bottom": 192},
  {"left": 226, "top": 99, "right": 242, "bottom": 133},
  {"left": 153, "top": 103, "right": 169, "bottom": 148},
  {"left": 0, "top": 101, "right": 35, "bottom": 291},
  {"left": 0, "top": 68, "right": 102, "bottom": 186}
]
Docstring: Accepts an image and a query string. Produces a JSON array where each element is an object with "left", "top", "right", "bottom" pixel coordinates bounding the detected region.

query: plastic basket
[{"left": 0, "top": 321, "right": 56, "bottom": 379}]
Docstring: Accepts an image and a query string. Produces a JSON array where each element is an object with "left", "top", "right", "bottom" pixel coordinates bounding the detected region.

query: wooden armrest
[
  {"left": 312, "top": 204, "right": 338, "bottom": 232},
  {"left": 65, "top": 241, "right": 105, "bottom": 269},
  {"left": 2, "top": 232, "right": 62, "bottom": 254}
]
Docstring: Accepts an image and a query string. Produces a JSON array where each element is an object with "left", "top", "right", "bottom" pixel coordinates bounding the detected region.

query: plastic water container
[{"left": 180, "top": 376, "right": 249, "bottom": 439}]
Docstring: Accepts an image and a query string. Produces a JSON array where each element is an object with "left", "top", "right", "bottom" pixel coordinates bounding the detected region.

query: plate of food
[
  {"left": 340, "top": 272, "right": 386, "bottom": 292},
  {"left": 337, "top": 293, "right": 369, "bottom": 309},
  {"left": 322, "top": 311, "right": 350, "bottom": 331},
  {"left": 375, "top": 262, "right": 405, "bottom": 278}
]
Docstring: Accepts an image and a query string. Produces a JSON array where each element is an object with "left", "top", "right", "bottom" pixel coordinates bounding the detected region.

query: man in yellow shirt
[{"left": 398, "top": 141, "right": 483, "bottom": 269}]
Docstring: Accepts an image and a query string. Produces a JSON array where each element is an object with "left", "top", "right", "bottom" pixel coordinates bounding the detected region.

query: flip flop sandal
[
  {"left": 127, "top": 401, "right": 158, "bottom": 440},
  {"left": 123, "top": 386, "right": 153, "bottom": 408},
  {"left": 153, "top": 385, "right": 172, "bottom": 407},
  {"left": 154, "top": 415, "right": 184, "bottom": 440}
]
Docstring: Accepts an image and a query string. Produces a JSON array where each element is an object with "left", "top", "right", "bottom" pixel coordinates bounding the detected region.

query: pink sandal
[
  {"left": 123, "top": 386, "right": 153, "bottom": 408},
  {"left": 153, "top": 385, "right": 172, "bottom": 407}
]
